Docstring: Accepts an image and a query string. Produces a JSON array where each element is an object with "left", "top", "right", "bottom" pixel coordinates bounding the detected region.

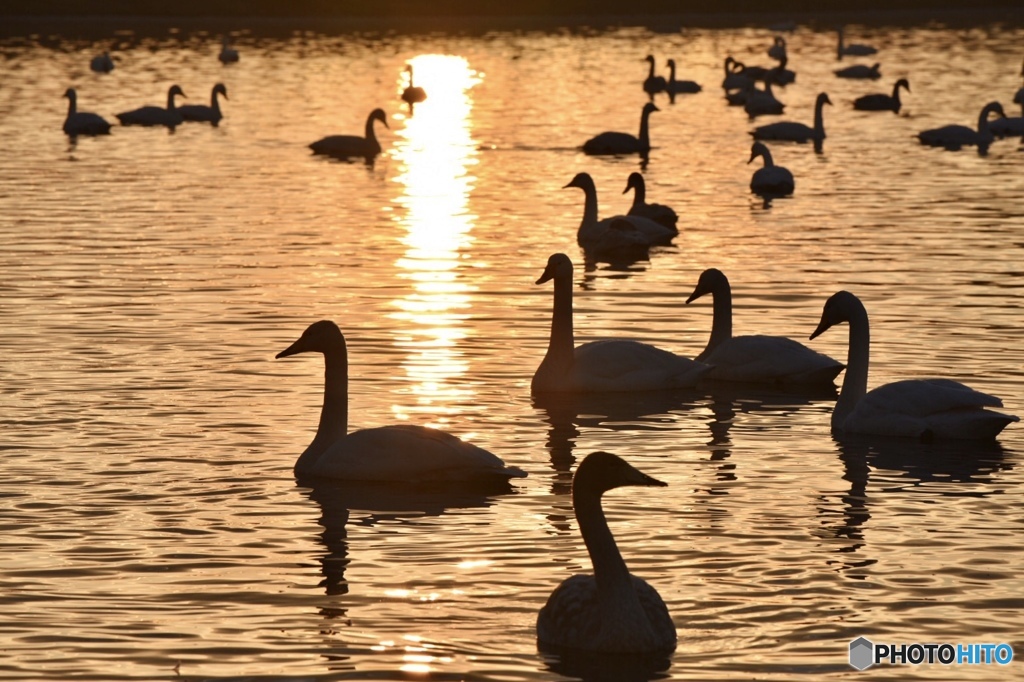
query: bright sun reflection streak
[{"left": 389, "top": 55, "right": 481, "bottom": 426}]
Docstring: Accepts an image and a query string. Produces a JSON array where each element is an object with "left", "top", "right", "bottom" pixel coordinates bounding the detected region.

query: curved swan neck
[
  {"left": 579, "top": 181, "right": 599, "bottom": 229},
  {"left": 573, "top": 487, "right": 631, "bottom": 593},
  {"left": 704, "top": 274, "right": 733, "bottom": 357},
  {"left": 300, "top": 345, "right": 349, "bottom": 470},
  {"left": 365, "top": 116, "right": 378, "bottom": 142},
  {"left": 638, "top": 109, "right": 652, "bottom": 149},
  {"left": 836, "top": 302, "right": 870, "bottom": 426},
  {"left": 66, "top": 92, "right": 76, "bottom": 116},
  {"left": 545, "top": 270, "right": 576, "bottom": 369},
  {"left": 814, "top": 98, "right": 827, "bottom": 135},
  {"left": 628, "top": 177, "right": 646, "bottom": 208},
  {"left": 760, "top": 146, "right": 774, "bottom": 168}
]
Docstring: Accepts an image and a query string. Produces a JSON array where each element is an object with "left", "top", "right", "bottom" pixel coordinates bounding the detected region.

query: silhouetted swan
[
  {"left": 622, "top": 172, "right": 678, "bottom": 230},
  {"left": 532, "top": 253, "right": 710, "bottom": 392},
  {"left": 566, "top": 173, "right": 676, "bottom": 253},
  {"left": 401, "top": 64, "right": 427, "bottom": 105},
  {"left": 744, "top": 78, "right": 785, "bottom": 117},
  {"left": 752, "top": 92, "right": 831, "bottom": 144},
  {"left": 62, "top": 88, "right": 111, "bottom": 136},
  {"left": 219, "top": 36, "right": 239, "bottom": 64},
  {"left": 990, "top": 69, "right": 1023, "bottom": 137},
  {"left": 115, "top": 84, "right": 186, "bottom": 128},
  {"left": 747, "top": 142, "right": 795, "bottom": 197},
  {"left": 768, "top": 36, "right": 787, "bottom": 61},
  {"left": 769, "top": 55, "right": 797, "bottom": 85},
  {"left": 276, "top": 320, "right": 527, "bottom": 482},
  {"left": 309, "top": 108, "right": 389, "bottom": 161},
  {"left": 686, "top": 268, "right": 843, "bottom": 384},
  {"left": 665, "top": 59, "right": 701, "bottom": 100},
  {"left": 722, "top": 56, "right": 754, "bottom": 91},
  {"left": 917, "top": 101, "right": 1005, "bottom": 153},
  {"left": 643, "top": 55, "right": 666, "bottom": 98},
  {"left": 537, "top": 451, "right": 676, "bottom": 653},
  {"left": 854, "top": 78, "right": 909, "bottom": 112},
  {"left": 583, "top": 102, "right": 658, "bottom": 156},
  {"left": 90, "top": 51, "right": 114, "bottom": 73},
  {"left": 835, "top": 62, "right": 881, "bottom": 80},
  {"left": 178, "top": 83, "right": 227, "bottom": 125},
  {"left": 810, "top": 291, "right": 1017, "bottom": 440},
  {"left": 837, "top": 26, "right": 877, "bottom": 59}
]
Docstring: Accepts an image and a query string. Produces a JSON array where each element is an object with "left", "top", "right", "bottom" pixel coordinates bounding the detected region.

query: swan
[
  {"left": 768, "top": 55, "right": 797, "bottom": 85},
  {"left": 178, "top": 83, "right": 227, "bottom": 125},
  {"left": 90, "top": 51, "right": 114, "bottom": 73},
  {"left": 401, "top": 64, "right": 427, "bottom": 105},
  {"left": 622, "top": 172, "right": 678, "bottom": 230},
  {"left": 219, "top": 36, "right": 239, "bottom": 64},
  {"left": 643, "top": 55, "right": 666, "bottom": 98},
  {"left": 917, "top": 101, "right": 1005, "bottom": 153},
  {"left": 686, "top": 268, "right": 843, "bottom": 385},
  {"left": 747, "top": 142, "right": 795, "bottom": 197},
  {"left": 752, "top": 92, "right": 831, "bottom": 144},
  {"left": 722, "top": 56, "right": 754, "bottom": 91},
  {"left": 989, "top": 103, "right": 1024, "bottom": 137},
  {"left": 533, "top": 254, "right": 710, "bottom": 392},
  {"left": 309, "top": 108, "right": 389, "bottom": 160},
  {"left": 62, "top": 88, "right": 111, "bottom": 136},
  {"left": 809, "top": 291, "right": 1017, "bottom": 440},
  {"left": 536, "top": 451, "right": 676, "bottom": 653},
  {"left": 834, "top": 62, "right": 881, "bottom": 80},
  {"left": 744, "top": 78, "right": 785, "bottom": 117},
  {"left": 768, "top": 36, "right": 787, "bottom": 62},
  {"left": 582, "top": 102, "right": 658, "bottom": 156},
  {"left": 854, "top": 78, "right": 909, "bottom": 113},
  {"left": 565, "top": 173, "right": 676, "bottom": 254},
  {"left": 276, "top": 320, "right": 527, "bottom": 482},
  {"left": 837, "top": 26, "right": 877, "bottom": 59},
  {"left": 665, "top": 59, "right": 701, "bottom": 100},
  {"left": 115, "top": 84, "right": 186, "bottom": 128}
]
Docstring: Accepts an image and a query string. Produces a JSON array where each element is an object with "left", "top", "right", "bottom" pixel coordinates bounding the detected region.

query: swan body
[
  {"left": 583, "top": 102, "right": 658, "bottom": 156},
  {"left": 532, "top": 253, "right": 710, "bottom": 393},
  {"left": 988, "top": 111, "right": 1024, "bottom": 137},
  {"left": 90, "top": 52, "right": 114, "bottom": 73},
  {"left": 768, "top": 36, "right": 787, "bottom": 62},
  {"left": 854, "top": 78, "right": 909, "bottom": 112},
  {"left": 643, "top": 55, "right": 666, "bottom": 98},
  {"left": 537, "top": 451, "right": 676, "bottom": 654},
  {"left": 835, "top": 63, "right": 881, "bottom": 80},
  {"left": 752, "top": 92, "right": 831, "bottom": 143},
  {"left": 310, "top": 108, "right": 389, "bottom": 160},
  {"left": 837, "top": 27, "right": 877, "bottom": 59},
  {"left": 722, "top": 56, "right": 755, "bottom": 91},
  {"left": 622, "top": 172, "right": 678, "bottom": 230},
  {"left": 178, "top": 83, "right": 227, "bottom": 124},
  {"left": 810, "top": 291, "right": 1017, "bottom": 440},
  {"left": 767, "top": 56, "right": 797, "bottom": 86},
  {"left": 401, "top": 65, "right": 427, "bottom": 105},
  {"left": 276, "top": 320, "right": 526, "bottom": 482},
  {"left": 566, "top": 173, "right": 676, "bottom": 254},
  {"left": 744, "top": 79, "right": 785, "bottom": 117},
  {"left": 219, "top": 36, "right": 239, "bottom": 64},
  {"left": 116, "top": 85, "right": 186, "bottom": 128},
  {"left": 665, "top": 59, "right": 701, "bottom": 99},
  {"left": 62, "top": 88, "right": 111, "bottom": 136},
  {"left": 687, "top": 268, "right": 843, "bottom": 385},
  {"left": 747, "top": 142, "right": 795, "bottom": 197},
  {"left": 917, "top": 101, "right": 1005, "bottom": 153}
]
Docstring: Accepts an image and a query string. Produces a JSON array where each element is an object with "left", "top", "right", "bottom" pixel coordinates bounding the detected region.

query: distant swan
[
  {"left": 810, "top": 291, "right": 1017, "bottom": 440},
  {"left": 752, "top": 92, "right": 831, "bottom": 145},
  {"left": 744, "top": 78, "right": 785, "bottom": 117},
  {"left": 747, "top": 141, "right": 795, "bottom": 197},
  {"left": 623, "top": 172, "right": 678, "bottom": 230},
  {"left": 90, "top": 51, "right": 114, "bottom": 73},
  {"left": 686, "top": 268, "right": 843, "bottom": 384},
  {"left": 276, "top": 320, "right": 527, "bottom": 482},
  {"left": 178, "top": 83, "right": 227, "bottom": 125},
  {"left": 665, "top": 59, "right": 701, "bottom": 100},
  {"left": 834, "top": 62, "right": 881, "bottom": 80},
  {"left": 532, "top": 253, "right": 711, "bottom": 392},
  {"left": 583, "top": 102, "right": 658, "bottom": 156},
  {"left": 854, "top": 78, "right": 909, "bottom": 113},
  {"left": 310, "top": 108, "right": 389, "bottom": 161},
  {"left": 768, "top": 36, "right": 787, "bottom": 62},
  {"left": 837, "top": 26, "right": 877, "bottom": 59},
  {"left": 643, "top": 55, "right": 666, "bottom": 98},
  {"left": 219, "top": 36, "right": 239, "bottom": 64},
  {"left": 565, "top": 172, "right": 676, "bottom": 254},
  {"left": 401, "top": 64, "right": 427, "bottom": 105},
  {"left": 62, "top": 88, "right": 111, "bottom": 136},
  {"left": 722, "top": 56, "right": 754, "bottom": 91},
  {"left": 537, "top": 451, "right": 676, "bottom": 653},
  {"left": 917, "top": 101, "right": 1005, "bottom": 153},
  {"left": 990, "top": 66, "right": 1023, "bottom": 137},
  {"left": 116, "top": 84, "right": 186, "bottom": 128}
]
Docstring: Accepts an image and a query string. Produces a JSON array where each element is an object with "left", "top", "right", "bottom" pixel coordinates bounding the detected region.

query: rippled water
[{"left": 1, "top": 14, "right": 1023, "bottom": 681}]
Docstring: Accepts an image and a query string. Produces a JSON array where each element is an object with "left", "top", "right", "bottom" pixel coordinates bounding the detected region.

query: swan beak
[
  {"left": 809, "top": 319, "right": 832, "bottom": 341},
  {"left": 275, "top": 339, "right": 305, "bottom": 359},
  {"left": 630, "top": 470, "right": 667, "bottom": 487},
  {"left": 536, "top": 266, "right": 555, "bottom": 285}
]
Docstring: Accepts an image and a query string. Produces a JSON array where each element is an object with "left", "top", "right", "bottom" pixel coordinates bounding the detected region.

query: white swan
[
  {"left": 744, "top": 78, "right": 785, "bottom": 117},
  {"left": 401, "top": 64, "right": 427, "bottom": 105},
  {"left": 810, "top": 291, "right": 1017, "bottom": 440},
  {"left": 178, "top": 83, "right": 227, "bottom": 125},
  {"left": 219, "top": 36, "right": 239, "bottom": 64},
  {"left": 62, "top": 88, "right": 111, "bottom": 136},
  {"left": 747, "top": 142, "right": 795, "bottom": 197},
  {"left": 642, "top": 55, "right": 666, "bottom": 98},
  {"left": 309, "top": 108, "right": 389, "bottom": 160},
  {"left": 537, "top": 451, "right": 676, "bottom": 653},
  {"left": 854, "top": 78, "right": 910, "bottom": 113},
  {"left": 665, "top": 59, "right": 701, "bottom": 100},
  {"left": 532, "top": 253, "right": 710, "bottom": 393},
  {"left": 837, "top": 26, "right": 877, "bottom": 59},
  {"left": 622, "top": 172, "right": 678, "bottom": 230},
  {"left": 115, "top": 84, "right": 186, "bottom": 128},
  {"left": 835, "top": 62, "right": 881, "bottom": 80},
  {"left": 686, "top": 268, "right": 843, "bottom": 385},
  {"left": 752, "top": 92, "right": 831, "bottom": 144},
  {"left": 276, "top": 320, "right": 527, "bottom": 482},
  {"left": 583, "top": 102, "right": 658, "bottom": 156},
  {"left": 917, "top": 101, "right": 1005, "bottom": 153},
  {"left": 768, "top": 36, "right": 787, "bottom": 62},
  {"left": 90, "top": 51, "right": 114, "bottom": 73},
  {"left": 566, "top": 173, "right": 676, "bottom": 254}
]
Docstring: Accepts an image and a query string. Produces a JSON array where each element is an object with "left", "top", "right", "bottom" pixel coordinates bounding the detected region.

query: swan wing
[
  {"left": 571, "top": 339, "right": 710, "bottom": 391},
  {"left": 583, "top": 132, "right": 641, "bottom": 155},
  {"left": 627, "top": 202, "right": 678, "bottom": 230},
  {"left": 705, "top": 335, "right": 842, "bottom": 384},
  {"left": 537, "top": 574, "right": 601, "bottom": 649}
]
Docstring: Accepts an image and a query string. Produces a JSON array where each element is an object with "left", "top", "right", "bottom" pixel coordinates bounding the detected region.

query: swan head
[
  {"left": 168, "top": 84, "right": 186, "bottom": 99},
  {"left": 666, "top": 58, "right": 676, "bottom": 68},
  {"left": 369, "top": 107, "right": 390, "bottom": 129},
  {"left": 981, "top": 101, "right": 1006, "bottom": 119},
  {"left": 64, "top": 87, "right": 76, "bottom": 101},
  {"left": 642, "top": 102, "right": 660, "bottom": 115},
  {"left": 573, "top": 451, "right": 666, "bottom": 497},
  {"left": 869, "top": 63, "right": 881, "bottom": 72},
  {"left": 747, "top": 141, "right": 772, "bottom": 165},
  {"left": 645, "top": 54, "right": 655, "bottom": 65},
  {"left": 276, "top": 320, "right": 346, "bottom": 358},
  {"left": 896, "top": 78, "right": 910, "bottom": 92},
  {"left": 817, "top": 92, "right": 833, "bottom": 108},
  {"left": 213, "top": 82, "right": 228, "bottom": 99},
  {"left": 810, "top": 290, "right": 863, "bottom": 340},
  {"left": 563, "top": 172, "right": 595, "bottom": 193},
  {"left": 774, "top": 36, "right": 786, "bottom": 47},
  {"left": 536, "top": 253, "right": 573, "bottom": 285},
  {"left": 622, "top": 171, "right": 645, "bottom": 194},
  {"left": 686, "top": 267, "right": 727, "bottom": 304}
]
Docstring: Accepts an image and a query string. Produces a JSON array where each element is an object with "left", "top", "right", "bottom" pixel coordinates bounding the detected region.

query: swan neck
[
  {"left": 574, "top": 487, "right": 631, "bottom": 595},
  {"left": 639, "top": 110, "right": 652, "bottom": 148},
  {"left": 814, "top": 100, "right": 826, "bottom": 134},
  {"left": 631, "top": 180, "right": 646, "bottom": 208},
  {"left": 545, "top": 273, "right": 576, "bottom": 368},
  {"left": 761, "top": 147, "right": 774, "bottom": 168},
  {"left": 365, "top": 116, "right": 378, "bottom": 142},
  {"left": 836, "top": 307, "right": 870, "bottom": 427},
  {"left": 67, "top": 93, "right": 76, "bottom": 116},
  {"left": 704, "top": 280, "right": 733, "bottom": 357},
  {"left": 299, "top": 347, "right": 349, "bottom": 470},
  {"left": 667, "top": 61, "right": 676, "bottom": 82},
  {"left": 580, "top": 184, "right": 599, "bottom": 229}
]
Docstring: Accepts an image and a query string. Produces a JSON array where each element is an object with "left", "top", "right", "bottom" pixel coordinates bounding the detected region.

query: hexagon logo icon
[{"left": 849, "top": 636, "right": 874, "bottom": 670}]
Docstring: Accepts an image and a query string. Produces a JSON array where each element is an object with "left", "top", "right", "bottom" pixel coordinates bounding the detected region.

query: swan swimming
[
  {"left": 665, "top": 59, "right": 701, "bottom": 101},
  {"left": 854, "top": 78, "right": 910, "bottom": 113},
  {"left": 643, "top": 55, "right": 666, "bottom": 98},
  {"left": 744, "top": 78, "right": 786, "bottom": 117},
  {"left": 532, "top": 253, "right": 710, "bottom": 393},
  {"left": 722, "top": 56, "right": 754, "bottom": 91},
  {"left": 751, "top": 92, "right": 831, "bottom": 145},
  {"left": 768, "top": 36, "right": 787, "bottom": 62},
  {"left": 178, "top": 83, "right": 228, "bottom": 125},
  {"left": 219, "top": 36, "right": 239, "bottom": 64},
  {"left": 686, "top": 268, "right": 843, "bottom": 384},
  {"left": 810, "top": 291, "right": 1017, "bottom": 440},
  {"left": 62, "top": 88, "right": 111, "bottom": 136},
  {"left": 837, "top": 26, "right": 877, "bottom": 59},
  {"left": 309, "top": 108, "right": 389, "bottom": 161},
  {"left": 747, "top": 142, "right": 795, "bottom": 197},
  {"left": 834, "top": 62, "right": 881, "bottom": 80},
  {"left": 90, "top": 51, "right": 114, "bottom": 73},
  {"left": 622, "top": 172, "right": 678, "bottom": 230},
  {"left": 917, "top": 101, "right": 1005, "bottom": 153},
  {"left": 276, "top": 320, "right": 527, "bottom": 482},
  {"left": 583, "top": 102, "right": 658, "bottom": 156},
  {"left": 990, "top": 70, "right": 1023, "bottom": 137},
  {"left": 565, "top": 172, "right": 676, "bottom": 255},
  {"left": 401, "top": 64, "right": 427, "bottom": 106},
  {"left": 115, "top": 84, "right": 186, "bottom": 128},
  {"left": 537, "top": 451, "right": 676, "bottom": 653}
]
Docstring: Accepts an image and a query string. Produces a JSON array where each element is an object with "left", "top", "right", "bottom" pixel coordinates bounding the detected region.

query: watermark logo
[{"left": 849, "top": 637, "right": 1014, "bottom": 670}]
